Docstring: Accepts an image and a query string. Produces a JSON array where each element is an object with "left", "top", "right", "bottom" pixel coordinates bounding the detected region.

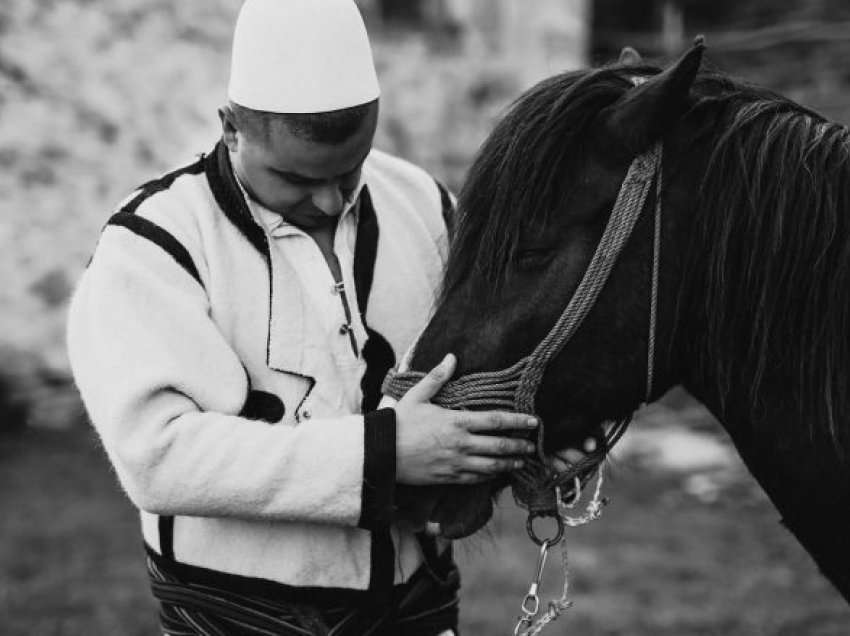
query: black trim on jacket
[
  {"left": 121, "top": 156, "right": 206, "bottom": 215},
  {"left": 157, "top": 516, "right": 175, "bottom": 561},
  {"left": 132, "top": 142, "right": 451, "bottom": 599},
  {"left": 240, "top": 390, "right": 286, "bottom": 423},
  {"left": 351, "top": 186, "right": 398, "bottom": 594},
  {"left": 203, "top": 141, "right": 318, "bottom": 417},
  {"left": 354, "top": 187, "right": 398, "bottom": 415},
  {"left": 359, "top": 409, "right": 398, "bottom": 597},
  {"left": 203, "top": 140, "right": 401, "bottom": 594},
  {"left": 107, "top": 212, "right": 204, "bottom": 287},
  {"left": 435, "top": 179, "right": 455, "bottom": 243},
  {"left": 204, "top": 141, "right": 270, "bottom": 257},
  {"left": 106, "top": 157, "right": 208, "bottom": 564},
  {"left": 360, "top": 411, "right": 396, "bottom": 519},
  {"left": 101, "top": 157, "right": 207, "bottom": 287}
]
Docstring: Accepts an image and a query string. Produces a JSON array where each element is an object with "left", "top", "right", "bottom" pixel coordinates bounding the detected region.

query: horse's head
[
  {"left": 395, "top": 38, "right": 850, "bottom": 605},
  {"left": 401, "top": 44, "right": 706, "bottom": 539}
]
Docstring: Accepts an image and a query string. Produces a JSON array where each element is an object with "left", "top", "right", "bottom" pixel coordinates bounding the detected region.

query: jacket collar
[
  {"left": 204, "top": 140, "right": 386, "bottom": 382},
  {"left": 205, "top": 140, "right": 269, "bottom": 256},
  {"left": 204, "top": 140, "right": 378, "bottom": 273}
]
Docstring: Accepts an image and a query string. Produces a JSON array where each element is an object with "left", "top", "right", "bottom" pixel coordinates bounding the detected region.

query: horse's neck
[{"left": 682, "top": 363, "right": 850, "bottom": 599}]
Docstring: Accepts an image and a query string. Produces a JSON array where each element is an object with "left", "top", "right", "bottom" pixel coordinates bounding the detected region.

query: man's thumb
[{"left": 407, "top": 353, "right": 456, "bottom": 402}]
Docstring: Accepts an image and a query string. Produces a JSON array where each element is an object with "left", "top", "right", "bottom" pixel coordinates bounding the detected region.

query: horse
[{"left": 385, "top": 41, "right": 850, "bottom": 602}]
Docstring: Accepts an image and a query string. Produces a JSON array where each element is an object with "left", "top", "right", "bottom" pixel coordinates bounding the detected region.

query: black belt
[{"left": 145, "top": 534, "right": 459, "bottom": 636}]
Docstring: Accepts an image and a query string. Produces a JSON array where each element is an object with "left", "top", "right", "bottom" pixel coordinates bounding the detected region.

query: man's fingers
[
  {"left": 462, "top": 411, "right": 538, "bottom": 433},
  {"left": 460, "top": 456, "right": 525, "bottom": 476},
  {"left": 463, "top": 434, "right": 536, "bottom": 457},
  {"left": 452, "top": 472, "right": 491, "bottom": 485},
  {"left": 404, "top": 353, "right": 457, "bottom": 403},
  {"left": 555, "top": 448, "right": 587, "bottom": 465},
  {"left": 550, "top": 437, "right": 599, "bottom": 471},
  {"left": 551, "top": 456, "right": 569, "bottom": 472}
]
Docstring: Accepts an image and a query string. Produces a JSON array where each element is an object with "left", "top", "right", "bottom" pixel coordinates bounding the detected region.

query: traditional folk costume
[{"left": 67, "top": 1, "right": 459, "bottom": 633}]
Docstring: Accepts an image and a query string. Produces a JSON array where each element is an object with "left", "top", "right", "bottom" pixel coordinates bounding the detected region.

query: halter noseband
[{"left": 382, "top": 142, "right": 664, "bottom": 522}]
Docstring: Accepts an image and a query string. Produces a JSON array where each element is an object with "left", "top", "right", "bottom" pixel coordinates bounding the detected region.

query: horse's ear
[
  {"left": 618, "top": 46, "right": 642, "bottom": 66},
  {"left": 602, "top": 39, "right": 705, "bottom": 152}
]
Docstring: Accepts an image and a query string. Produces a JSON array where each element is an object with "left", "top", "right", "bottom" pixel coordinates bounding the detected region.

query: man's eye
[
  {"left": 284, "top": 176, "right": 317, "bottom": 187},
  {"left": 271, "top": 170, "right": 316, "bottom": 187}
]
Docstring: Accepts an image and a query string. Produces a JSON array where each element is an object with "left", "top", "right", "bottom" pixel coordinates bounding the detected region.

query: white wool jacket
[{"left": 67, "top": 141, "right": 453, "bottom": 596}]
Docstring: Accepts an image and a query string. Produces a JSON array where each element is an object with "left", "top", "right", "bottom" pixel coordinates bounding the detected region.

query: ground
[{"left": 2, "top": 417, "right": 848, "bottom": 635}]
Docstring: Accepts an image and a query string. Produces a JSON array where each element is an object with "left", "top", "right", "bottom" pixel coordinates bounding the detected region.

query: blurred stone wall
[
  {"left": 0, "top": 0, "right": 590, "bottom": 430},
  {"left": 2, "top": 1, "right": 847, "bottom": 431},
  {"left": 442, "top": 0, "right": 590, "bottom": 83}
]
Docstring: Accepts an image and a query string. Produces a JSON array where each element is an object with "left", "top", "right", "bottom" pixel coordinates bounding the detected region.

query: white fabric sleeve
[{"left": 67, "top": 226, "right": 367, "bottom": 526}]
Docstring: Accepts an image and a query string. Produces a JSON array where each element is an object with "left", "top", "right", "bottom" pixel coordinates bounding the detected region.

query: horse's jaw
[{"left": 428, "top": 483, "right": 502, "bottom": 540}]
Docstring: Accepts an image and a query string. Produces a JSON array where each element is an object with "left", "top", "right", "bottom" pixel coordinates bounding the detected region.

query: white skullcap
[{"left": 227, "top": 0, "right": 380, "bottom": 114}]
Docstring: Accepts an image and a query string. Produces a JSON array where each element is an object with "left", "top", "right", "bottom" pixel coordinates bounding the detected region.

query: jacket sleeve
[{"left": 67, "top": 219, "right": 391, "bottom": 528}]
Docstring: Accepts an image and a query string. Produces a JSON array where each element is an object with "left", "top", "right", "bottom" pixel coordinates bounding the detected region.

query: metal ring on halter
[{"left": 526, "top": 512, "right": 565, "bottom": 546}]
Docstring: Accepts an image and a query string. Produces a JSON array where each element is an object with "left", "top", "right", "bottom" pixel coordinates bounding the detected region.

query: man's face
[{"left": 222, "top": 102, "right": 378, "bottom": 231}]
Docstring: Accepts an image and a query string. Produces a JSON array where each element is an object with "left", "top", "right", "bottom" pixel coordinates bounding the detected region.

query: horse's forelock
[{"left": 439, "top": 66, "right": 639, "bottom": 305}]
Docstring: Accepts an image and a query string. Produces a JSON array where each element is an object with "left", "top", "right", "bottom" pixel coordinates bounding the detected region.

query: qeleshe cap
[{"left": 227, "top": 0, "right": 380, "bottom": 114}]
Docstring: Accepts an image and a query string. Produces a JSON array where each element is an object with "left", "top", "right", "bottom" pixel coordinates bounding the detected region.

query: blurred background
[{"left": 2, "top": 0, "right": 850, "bottom": 633}]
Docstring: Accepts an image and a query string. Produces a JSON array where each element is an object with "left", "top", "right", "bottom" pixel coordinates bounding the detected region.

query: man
[{"left": 67, "top": 1, "right": 538, "bottom": 633}]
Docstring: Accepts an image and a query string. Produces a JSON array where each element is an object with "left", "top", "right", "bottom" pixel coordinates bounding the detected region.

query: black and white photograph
[{"left": 2, "top": 1, "right": 850, "bottom": 634}]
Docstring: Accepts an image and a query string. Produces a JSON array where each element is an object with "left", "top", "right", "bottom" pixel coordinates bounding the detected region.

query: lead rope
[
  {"left": 646, "top": 143, "right": 662, "bottom": 401},
  {"left": 513, "top": 146, "right": 663, "bottom": 636},
  {"left": 512, "top": 469, "right": 608, "bottom": 636}
]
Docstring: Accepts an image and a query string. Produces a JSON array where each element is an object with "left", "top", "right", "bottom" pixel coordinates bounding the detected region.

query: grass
[{"left": 2, "top": 425, "right": 849, "bottom": 635}]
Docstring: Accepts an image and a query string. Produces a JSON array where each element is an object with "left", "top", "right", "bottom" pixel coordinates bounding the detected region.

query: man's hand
[
  {"left": 549, "top": 435, "right": 600, "bottom": 472},
  {"left": 394, "top": 354, "right": 538, "bottom": 485}
]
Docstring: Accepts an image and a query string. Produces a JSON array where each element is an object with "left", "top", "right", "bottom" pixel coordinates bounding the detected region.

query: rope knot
[{"left": 548, "top": 599, "right": 573, "bottom": 618}]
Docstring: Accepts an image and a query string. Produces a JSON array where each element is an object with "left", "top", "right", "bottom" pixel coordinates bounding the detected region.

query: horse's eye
[{"left": 515, "top": 247, "right": 555, "bottom": 269}]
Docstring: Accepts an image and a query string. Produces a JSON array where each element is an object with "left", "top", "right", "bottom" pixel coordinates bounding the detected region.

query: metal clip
[
  {"left": 513, "top": 616, "right": 533, "bottom": 636},
  {"left": 514, "top": 539, "right": 552, "bottom": 635},
  {"left": 526, "top": 513, "right": 565, "bottom": 546}
]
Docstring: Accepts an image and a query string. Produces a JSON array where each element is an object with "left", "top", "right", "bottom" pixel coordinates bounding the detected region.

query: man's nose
[{"left": 311, "top": 184, "right": 345, "bottom": 216}]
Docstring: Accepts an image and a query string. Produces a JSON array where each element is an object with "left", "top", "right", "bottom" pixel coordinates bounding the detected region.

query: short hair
[{"left": 228, "top": 99, "right": 376, "bottom": 144}]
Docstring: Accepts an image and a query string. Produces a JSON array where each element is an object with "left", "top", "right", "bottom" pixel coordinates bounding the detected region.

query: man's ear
[
  {"left": 600, "top": 39, "right": 704, "bottom": 153},
  {"left": 218, "top": 106, "right": 239, "bottom": 152}
]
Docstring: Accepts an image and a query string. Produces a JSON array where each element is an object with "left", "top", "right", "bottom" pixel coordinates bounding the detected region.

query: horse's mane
[
  {"left": 690, "top": 74, "right": 850, "bottom": 454},
  {"left": 445, "top": 61, "right": 850, "bottom": 454}
]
